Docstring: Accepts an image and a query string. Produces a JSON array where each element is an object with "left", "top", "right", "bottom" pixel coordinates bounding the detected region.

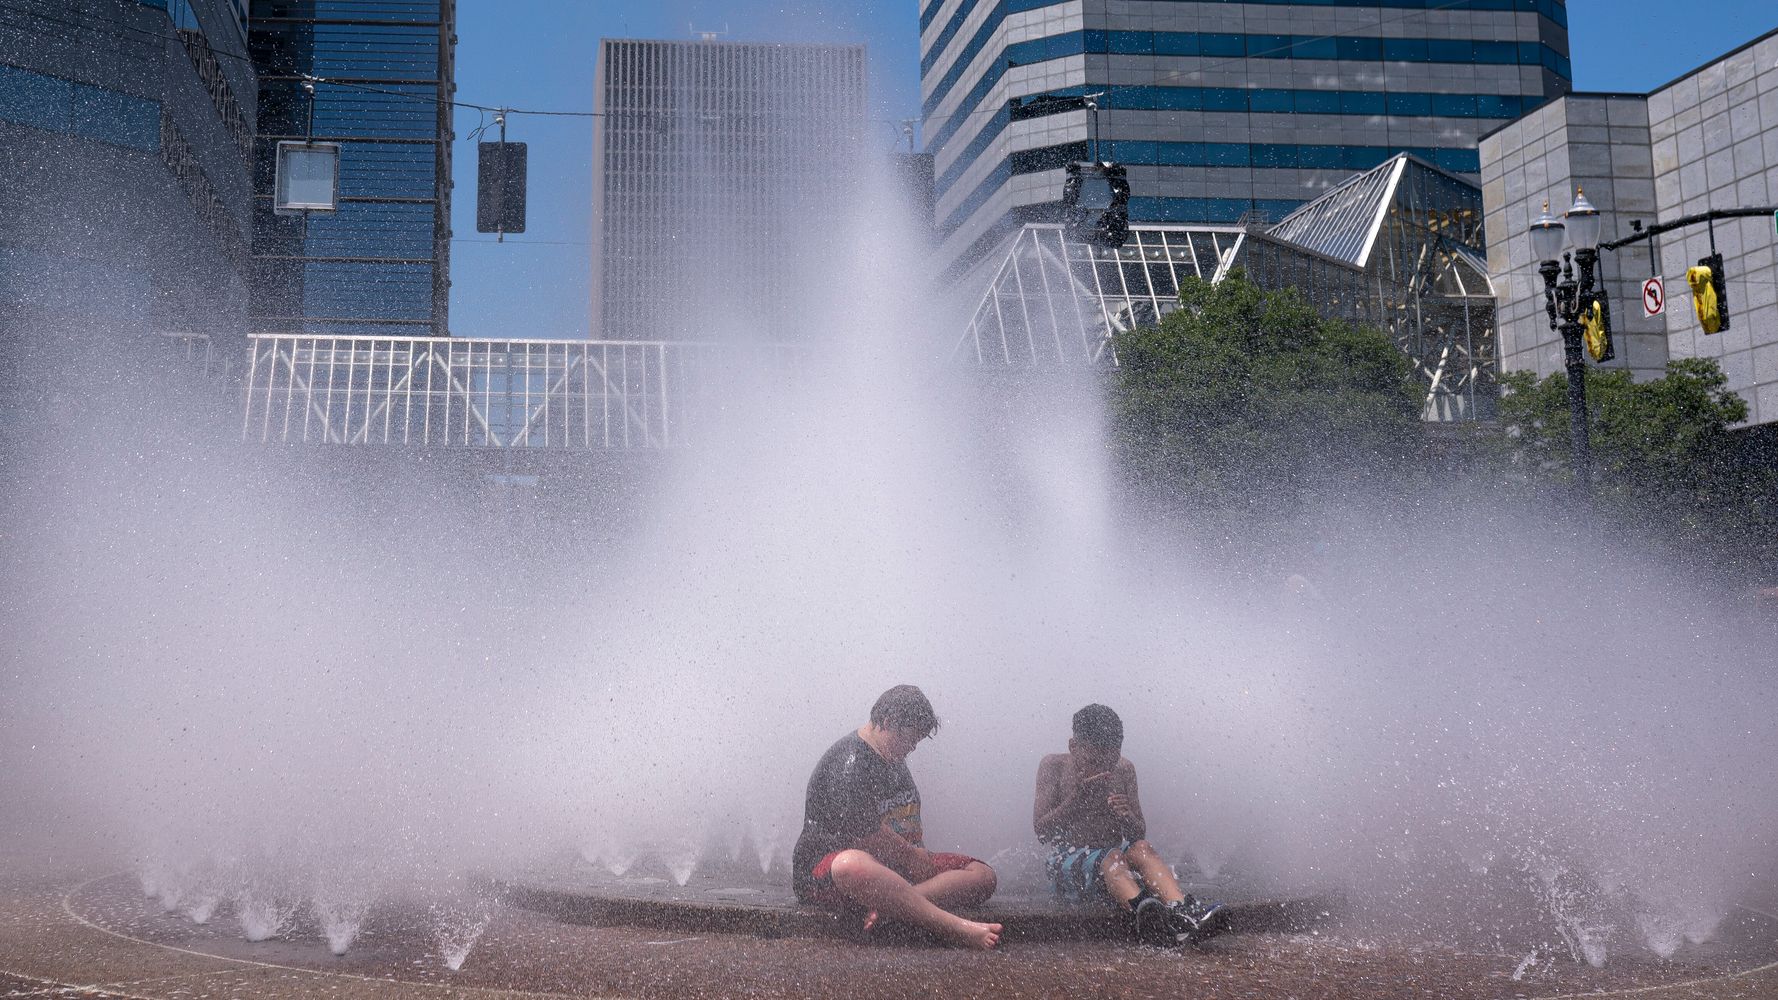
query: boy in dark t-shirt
[
  {"left": 1034, "top": 704, "right": 1231, "bottom": 946},
  {"left": 791, "top": 685, "right": 1002, "bottom": 949}
]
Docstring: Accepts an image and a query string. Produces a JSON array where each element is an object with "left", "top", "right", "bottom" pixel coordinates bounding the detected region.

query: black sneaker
[
  {"left": 1168, "top": 895, "right": 1232, "bottom": 944},
  {"left": 1132, "top": 894, "right": 1175, "bottom": 947}
]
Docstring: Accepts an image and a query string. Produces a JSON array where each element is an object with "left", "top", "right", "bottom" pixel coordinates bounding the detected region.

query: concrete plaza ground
[{"left": 3, "top": 861, "right": 1776, "bottom": 1000}]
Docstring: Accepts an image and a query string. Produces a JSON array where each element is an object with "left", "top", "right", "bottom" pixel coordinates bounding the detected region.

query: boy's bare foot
[{"left": 945, "top": 917, "right": 1003, "bottom": 950}]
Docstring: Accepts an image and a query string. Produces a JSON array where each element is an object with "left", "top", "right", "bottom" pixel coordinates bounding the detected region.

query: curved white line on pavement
[
  {"left": 0, "top": 963, "right": 172, "bottom": 1000},
  {"left": 58, "top": 871, "right": 601, "bottom": 1000}
]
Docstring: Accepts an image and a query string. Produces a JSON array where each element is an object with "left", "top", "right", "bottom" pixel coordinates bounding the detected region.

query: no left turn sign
[{"left": 1643, "top": 276, "right": 1665, "bottom": 317}]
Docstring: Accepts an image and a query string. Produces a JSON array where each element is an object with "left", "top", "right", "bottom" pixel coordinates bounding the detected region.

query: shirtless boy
[
  {"left": 791, "top": 685, "right": 1002, "bottom": 949},
  {"left": 1033, "top": 703, "right": 1229, "bottom": 945}
]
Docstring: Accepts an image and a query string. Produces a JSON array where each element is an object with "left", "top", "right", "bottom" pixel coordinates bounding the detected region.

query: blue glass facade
[
  {"left": 0, "top": 65, "right": 161, "bottom": 151},
  {"left": 248, "top": 0, "right": 456, "bottom": 336},
  {"left": 0, "top": 0, "right": 257, "bottom": 351},
  {"left": 920, "top": 0, "right": 1572, "bottom": 278}
]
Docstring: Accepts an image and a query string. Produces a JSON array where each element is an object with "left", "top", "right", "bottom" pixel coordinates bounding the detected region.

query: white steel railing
[{"left": 241, "top": 335, "right": 799, "bottom": 449}]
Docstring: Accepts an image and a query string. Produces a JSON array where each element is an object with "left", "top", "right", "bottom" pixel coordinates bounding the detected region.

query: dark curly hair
[
  {"left": 1072, "top": 703, "right": 1123, "bottom": 749},
  {"left": 869, "top": 685, "right": 939, "bottom": 738}
]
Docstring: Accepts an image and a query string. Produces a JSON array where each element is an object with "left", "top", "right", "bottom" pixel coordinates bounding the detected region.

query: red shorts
[{"left": 804, "top": 849, "right": 982, "bottom": 910}]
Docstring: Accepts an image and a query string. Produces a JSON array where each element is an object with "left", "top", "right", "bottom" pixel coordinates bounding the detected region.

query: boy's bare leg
[
  {"left": 1123, "top": 840, "right": 1186, "bottom": 905},
  {"left": 827, "top": 850, "right": 1003, "bottom": 950},
  {"left": 915, "top": 860, "right": 998, "bottom": 909},
  {"left": 1097, "top": 849, "right": 1143, "bottom": 910}
]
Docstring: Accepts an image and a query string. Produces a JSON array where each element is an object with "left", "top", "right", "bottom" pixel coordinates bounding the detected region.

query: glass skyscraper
[
  {"left": 247, "top": 0, "right": 455, "bottom": 337},
  {"left": 920, "top": 0, "right": 1572, "bottom": 281},
  {"left": 0, "top": 0, "right": 258, "bottom": 397}
]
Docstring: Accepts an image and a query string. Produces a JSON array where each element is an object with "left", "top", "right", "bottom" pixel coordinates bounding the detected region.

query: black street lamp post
[{"left": 1529, "top": 190, "right": 1604, "bottom": 495}]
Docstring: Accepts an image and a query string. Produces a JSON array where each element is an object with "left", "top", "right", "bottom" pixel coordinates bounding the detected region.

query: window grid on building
[{"left": 593, "top": 39, "right": 866, "bottom": 341}]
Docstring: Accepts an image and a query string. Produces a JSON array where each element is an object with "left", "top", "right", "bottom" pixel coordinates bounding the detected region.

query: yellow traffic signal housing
[
  {"left": 1581, "top": 296, "right": 1613, "bottom": 362},
  {"left": 1687, "top": 252, "right": 1730, "bottom": 333}
]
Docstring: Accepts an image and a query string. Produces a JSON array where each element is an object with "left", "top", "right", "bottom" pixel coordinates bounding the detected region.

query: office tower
[
  {"left": 592, "top": 38, "right": 867, "bottom": 341},
  {"left": 921, "top": 0, "right": 1572, "bottom": 282},
  {"left": 0, "top": 0, "right": 257, "bottom": 357},
  {"left": 247, "top": 0, "right": 455, "bottom": 337}
]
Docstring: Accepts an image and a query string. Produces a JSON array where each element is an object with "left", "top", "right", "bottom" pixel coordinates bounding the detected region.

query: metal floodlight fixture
[
  {"left": 1565, "top": 187, "right": 1602, "bottom": 250},
  {"left": 274, "top": 140, "right": 340, "bottom": 214},
  {"left": 1528, "top": 200, "right": 1566, "bottom": 263},
  {"left": 1062, "top": 160, "right": 1130, "bottom": 248}
]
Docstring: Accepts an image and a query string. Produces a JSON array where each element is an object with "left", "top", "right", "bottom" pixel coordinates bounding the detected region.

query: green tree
[
  {"left": 1496, "top": 357, "right": 1778, "bottom": 582},
  {"left": 1110, "top": 273, "right": 1426, "bottom": 534}
]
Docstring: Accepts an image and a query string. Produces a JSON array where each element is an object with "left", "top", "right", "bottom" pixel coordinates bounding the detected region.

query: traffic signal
[
  {"left": 476, "top": 141, "right": 528, "bottom": 236},
  {"left": 1581, "top": 295, "right": 1614, "bottom": 362},
  {"left": 1686, "top": 252, "right": 1729, "bottom": 333}
]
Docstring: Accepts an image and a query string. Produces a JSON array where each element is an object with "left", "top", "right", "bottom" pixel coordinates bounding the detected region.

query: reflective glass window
[
  {"left": 1336, "top": 36, "right": 1384, "bottom": 60},
  {"left": 1154, "top": 33, "right": 1200, "bottom": 56},
  {"left": 1294, "top": 91, "right": 1340, "bottom": 114},
  {"left": 1296, "top": 145, "right": 1348, "bottom": 169},
  {"left": 1383, "top": 38, "right": 1429, "bottom": 61},
  {"left": 1200, "top": 34, "right": 1246, "bottom": 57},
  {"left": 1109, "top": 31, "right": 1153, "bottom": 54},
  {"left": 1201, "top": 89, "right": 1247, "bottom": 111},
  {"left": 1203, "top": 143, "right": 1248, "bottom": 166},
  {"left": 70, "top": 84, "right": 160, "bottom": 150},
  {"left": 1388, "top": 92, "right": 1433, "bottom": 115},
  {"left": 0, "top": 65, "right": 72, "bottom": 132},
  {"left": 1248, "top": 89, "right": 1293, "bottom": 113},
  {"left": 1292, "top": 37, "right": 1338, "bottom": 59},
  {"left": 1341, "top": 92, "right": 1386, "bottom": 115},
  {"left": 1432, "top": 93, "right": 1478, "bottom": 117},
  {"left": 1246, "top": 35, "right": 1291, "bottom": 57}
]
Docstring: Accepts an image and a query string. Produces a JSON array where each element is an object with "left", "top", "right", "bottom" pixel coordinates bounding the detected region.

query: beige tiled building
[{"left": 1480, "top": 28, "right": 1778, "bottom": 425}]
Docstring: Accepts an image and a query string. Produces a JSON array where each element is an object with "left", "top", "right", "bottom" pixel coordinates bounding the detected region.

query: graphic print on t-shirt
[{"left": 881, "top": 790, "right": 922, "bottom": 844}]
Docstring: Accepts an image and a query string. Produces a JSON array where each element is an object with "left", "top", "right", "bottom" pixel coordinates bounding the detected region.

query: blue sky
[{"left": 444, "top": 1, "right": 1778, "bottom": 338}]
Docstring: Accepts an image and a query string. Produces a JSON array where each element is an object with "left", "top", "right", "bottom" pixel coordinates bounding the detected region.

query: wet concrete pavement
[{"left": 4, "top": 863, "right": 1778, "bottom": 1000}]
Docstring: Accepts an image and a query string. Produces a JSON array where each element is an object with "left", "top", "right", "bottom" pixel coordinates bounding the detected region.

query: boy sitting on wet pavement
[
  {"left": 1033, "top": 703, "right": 1230, "bottom": 946},
  {"left": 790, "top": 684, "right": 1003, "bottom": 949}
]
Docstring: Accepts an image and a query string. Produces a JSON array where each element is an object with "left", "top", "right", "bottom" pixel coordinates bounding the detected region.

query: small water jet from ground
[
  {"left": 600, "top": 845, "right": 639, "bottom": 878},
  {"left": 1521, "top": 848, "right": 1616, "bottom": 968},
  {"left": 311, "top": 890, "right": 372, "bottom": 956},
  {"left": 236, "top": 884, "right": 301, "bottom": 942},
  {"left": 430, "top": 900, "right": 492, "bottom": 971},
  {"left": 1632, "top": 882, "right": 1723, "bottom": 959},
  {"left": 751, "top": 827, "right": 782, "bottom": 875},
  {"left": 183, "top": 891, "right": 220, "bottom": 925},
  {"left": 659, "top": 838, "right": 700, "bottom": 887}
]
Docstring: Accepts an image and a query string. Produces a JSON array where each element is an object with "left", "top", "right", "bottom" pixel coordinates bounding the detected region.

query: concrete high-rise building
[
  {"left": 1480, "top": 27, "right": 1778, "bottom": 426},
  {"left": 592, "top": 38, "right": 867, "bottom": 341},
  {"left": 921, "top": 0, "right": 1574, "bottom": 283},
  {"left": 247, "top": 0, "right": 455, "bottom": 337}
]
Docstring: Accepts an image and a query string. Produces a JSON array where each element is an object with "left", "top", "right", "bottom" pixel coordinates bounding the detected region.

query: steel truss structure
[
  {"left": 958, "top": 154, "right": 1499, "bottom": 421},
  {"left": 957, "top": 226, "right": 1248, "bottom": 367},
  {"left": 242, "top": 335, "right": 796, "bottom": 449}
]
